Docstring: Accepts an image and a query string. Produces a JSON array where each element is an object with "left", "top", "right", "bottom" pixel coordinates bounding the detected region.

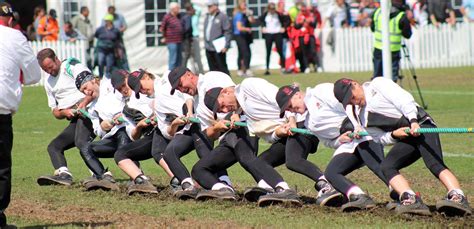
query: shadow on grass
[{"left": 22, "top": 221, "right": 113, "bottom": 228}]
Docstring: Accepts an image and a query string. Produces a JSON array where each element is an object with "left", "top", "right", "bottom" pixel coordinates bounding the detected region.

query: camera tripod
[{"left": 399, "top": 42, "right": 428, "bottom": 109}]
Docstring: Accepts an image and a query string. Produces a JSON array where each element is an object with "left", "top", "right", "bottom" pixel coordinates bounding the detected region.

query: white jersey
[
  {"left": 195, "top": 71, "right": 235, "bottom": 130},
  {"left": 0, "top": 25, "right": 41, "bottom": 114},
  {"left": 44, "top": 60, "right": 88, "bottom": 109},
  {"left": 305, "top": 83, "right": 371, "bottom": 156},
  {"left": 122, "top": 93, "right": 155, "bottom": 141},
  {"left": 235, "top": 78, "right": 294, "bottom": 143},
  {"left": 154, "top": 72, "right": 193, "bottom": 140},
  {"left": 89, "top": 88, "right": 127, "bottom": 139}
]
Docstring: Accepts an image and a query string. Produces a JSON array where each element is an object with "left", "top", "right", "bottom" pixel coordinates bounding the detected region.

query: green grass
[{"left": 7, "top": 66, "right": 474, "bottom": 228}]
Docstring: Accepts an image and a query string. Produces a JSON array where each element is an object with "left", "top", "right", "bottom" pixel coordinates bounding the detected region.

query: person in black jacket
[{"left": 259, "top": 3, "right": 287, "bottom": 75}]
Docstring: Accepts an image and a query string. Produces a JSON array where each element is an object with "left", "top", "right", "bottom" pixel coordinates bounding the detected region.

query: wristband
[
  {"left": 391, "top": 131, "right": 399, "bottom": 140},
  {"left": 410, "top": 118, "right": 418, "bottom": 124}
]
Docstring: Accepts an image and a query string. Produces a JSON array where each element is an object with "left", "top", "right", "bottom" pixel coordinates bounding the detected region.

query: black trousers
[
  {"left": 90, "top": 127, "right": 132, "bottom": 159},
  {"left": 381, "top": 122, "right": 448, "bottom": 181},
  {"left": 192, "top": 128, "right": 285, "bottom": 189},
  {"left": 264, "top": 33, "right": 284, "bottom": 69},
  {"left": 114, "top": 129, "right": 169, "bottom": 164},
  {"left": 0, "top": 115, "right": 12, "bottom": 226},
  {"left": 325, "top": 141, "right": 388, "bottom": 195},
  {"left": 47, "top": 117, "right": 99, "bottom": 174},
  {"left": 259, "top": 133, "right": 322, "bottom": 182},
  {"left": 234, "top": 35, "right": 252, "bottom": 70},
  {"left": 163, "top": 124, "right": 220, "bottom": 183},
  {"left": 205, "top": 50, "right": 230, "bottom": 75},
  {"left": 298, "top": 36, "right": 319, "bottom": 71}
]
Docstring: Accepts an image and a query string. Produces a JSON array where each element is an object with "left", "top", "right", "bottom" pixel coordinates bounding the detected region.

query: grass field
[{"left": 6, "top": 67, "right": 474, "bottom": 228}]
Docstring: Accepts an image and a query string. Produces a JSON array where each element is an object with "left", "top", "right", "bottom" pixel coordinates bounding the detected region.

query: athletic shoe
[
  {"left": 264, "top": 70, "right": 270, "bottom": 76},
  {"left": 169, "top": 176, "right": 181, "bottom": 193},
  {"left": 304, "top": 68, "right": 311, "bottom": 74},
  {"left": 127, "top": 175, "right": 158, "bottom": 195},
  {"left": 436, "top": 190, "right": 472, "bottom": 216},
  {"left": 257, "top": 188, "right": 302, "bottom": 207},
  {"left": 174, "top": 181, "right": 198, "bottom": 200},
  {"left": 196, "top": 187, "right": 237, "bottom": 201},
  {"left": 341, "top": 194, "right": 376, "bottom": 212},
  {"left": 245, "top": 70, "right": 254, "bottom": 77},
  {"left": 37, "top": 172, "right": 73, "bottom": 186},
  {"left": 395, "top": 192, "right": 431, "bottom": 216},
  {"left": 243, "top": 186, "right": 273, "bottom": 202},
  {"left": 386, "top": 189, "right": 400, "bottom": 210},
  {"left": 315, "top": 180, "right": 344, "bottom": 206},
  {"left": 237, "top": 70, "right": 245, "bottom": 77}
]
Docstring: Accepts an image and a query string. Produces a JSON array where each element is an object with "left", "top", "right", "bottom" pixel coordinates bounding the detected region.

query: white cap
[{"left": 206, "top": 0, "right": 219, "bottom": 6}]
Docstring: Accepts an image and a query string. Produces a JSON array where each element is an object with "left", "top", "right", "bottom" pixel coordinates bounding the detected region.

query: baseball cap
[
  {"left": 0, "top": 2, "right": 14, "bottom": 17},
  {"left": 206, "top": 0, "right": 219, "bottom": 6},
  {"left": 127, "top": 69, "right": 145, "bottom": 99},
  {"left": 49, "top": 9, "right": 57, "bottom": 19},
  {"left": 333, "top": 78, "right": 354, "bottom": 107},
  {"left": 276, "top": 85, "right": 300, "bottom": 118},
  {"left": 168, "top": 66, "right": 190, "bottom": 95},
  {"left": 110, "top": 69, "right": 129, "bottom": 90},
  {"left": 104, "top": 13, "right": 114, "bottom": 21},
  {"left": 204, "top": 87, "right": 223, "bottom": 119}
]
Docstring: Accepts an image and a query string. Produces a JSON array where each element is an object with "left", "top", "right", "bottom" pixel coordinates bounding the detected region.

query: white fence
[
  {"left": 29, "top": 40, "right": 87, "bottom": 85},
  {"left": 322, "top": 23, "right": 474, "bottom": 72}
]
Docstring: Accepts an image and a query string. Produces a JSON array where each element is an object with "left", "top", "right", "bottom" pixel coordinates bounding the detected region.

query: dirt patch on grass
[{"left": 7, "top": 198, "right": 246, "bottom": 228}]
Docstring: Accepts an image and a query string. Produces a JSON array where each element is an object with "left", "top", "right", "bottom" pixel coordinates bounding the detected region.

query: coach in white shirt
[{"left": 0, "top": 3, "right": 41, "bottom": 226}]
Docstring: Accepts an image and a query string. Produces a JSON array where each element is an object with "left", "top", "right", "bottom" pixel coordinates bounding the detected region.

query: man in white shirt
[
  {"left": 334, "top": 77, "right": 471, "bottom": 216},
  {"left": 0, "top": 3, "right": 41, "bottom": 226},
  {"left": 276, "top": 83, "right": 395, "bottom": 211},
  {"left": 36, "top": 48, "right": 104, "bottom": 187}
]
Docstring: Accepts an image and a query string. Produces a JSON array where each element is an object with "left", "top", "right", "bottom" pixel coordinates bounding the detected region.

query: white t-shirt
[
  {"left": 154, "top": 72, "right": 193, "bottom": 140},
  {"left": 264, "top": 13, "right": 282, "bottom": 34},
  {"left": 89, "top": 87, "right": 127, "bottom": 139},
  {"left": 44, "top": 60, "right": 88, "bottom": 109}
]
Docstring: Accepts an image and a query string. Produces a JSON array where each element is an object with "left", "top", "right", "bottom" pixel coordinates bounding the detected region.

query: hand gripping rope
[{"left": 348, "top": 128, "right": 474, "bottom": 138}]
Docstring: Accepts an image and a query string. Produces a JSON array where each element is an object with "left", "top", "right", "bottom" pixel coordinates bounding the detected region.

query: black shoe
[
  {"left": 127, "top": 175, "right": 158, "bottom": 195},
  {"left": 174, "top": 181, "right": 198, "bottom": 200},
  {"left": 84, "top": 173, "right": 119, "bottom": 191},
  {"left": 196, "top": 187, "right": 237, "bottom": 201},
  {"left": 243, "top": 187, "right": 273, "bottom": 202},
  {"left": 169, "top": 176, "right": 181, "bottom": 192},
  {"left": 264, "top": 70, "right": 270, "bottom": 76},
  {"left": 257, "top": 188, "right": 302, "bottom": 207},
  {"left": 386, "top": 190, "right": 400, "bottom": 210},
  {"left": 395, "top": 192, "right": 431, "bottom": 216},
  {"left": 341, "top": 194, "right": 376, "bottom": 212},
  {"left": 315, "top": 180, "right": 344, "bottom": 206},
  {"left": 37, "top": 172, "right": 73, "bottom": 186},
  {"left": 436, "top": 190, "right": 472, "bottom": 217}
]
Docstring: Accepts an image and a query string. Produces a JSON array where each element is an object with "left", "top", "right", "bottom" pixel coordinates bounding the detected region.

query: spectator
[
  {"left": 411, "top": 0, "right": 429, "bottom": 26},
  {"left": 0, "top": 3, "right": 42, "bottom": 227},
  {"left": 27, "top": 6, "right": 45, "bottom": 41},
  {"left": 371, "top": 0, "right": 412, "bottom": 82},
  {"left": 325, "top": 0, "right": 351, "bottom": 28},
  {"left": 460, "top": 0, "right": 474, "bottom": 22},
  {"left": 295, "top": 4, "right": 319, "bottom": 73},
  {"left": 181, "top": 3, "right": 193, "bottom": 70},
  {"left": 203, "top": 0, "right": 231, "bottom": 75},
  {"left": 37, "top": 9, "right": 59, "bottom": 41},
  {"left": 105, "top": 5, "right": 129, "bottom": 70},
  {"left": 95, "top": 14, "right": 120, "bottom": 79},
  {"left": 182, "top": 3, "right": 204, "bottom": 74},
  {"left": 357, "top": 0, "right": 377, "bottom": 27},
  {"left": 71, "top": 6, "right": 94, "bottom": 69},
  {"left": 60, "top": 21, "right": 86, "bottom": 42},
  {"left": 160, "top": 2, "right": 184, "bottom": 70},
  {"left": 428, "top": 0, "right": 456, "bottom": 27},
  {"left": 233, "top": 0, "right": 255, "bottom": 77},
  {"left": 259, "top": 2, "right": 286, "bottom": 75}
]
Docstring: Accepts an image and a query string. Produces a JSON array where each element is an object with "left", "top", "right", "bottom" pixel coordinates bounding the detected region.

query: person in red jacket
[{"left": 294, "top": 5, "right": 319, "bottom": 73}]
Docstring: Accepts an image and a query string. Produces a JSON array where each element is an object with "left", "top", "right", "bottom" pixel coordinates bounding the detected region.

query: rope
[{"left": 404, "top": 128, "right": 474, "bottom": 134}]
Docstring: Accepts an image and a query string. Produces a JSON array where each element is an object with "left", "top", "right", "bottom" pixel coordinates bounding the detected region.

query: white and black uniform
[
  {"left": 85, "top": 89, "right": 132, "bottom": 172},
  {"left": 350, "top": 77, "right": 446, "bottom": 181},
  {"left": 163, "top": 71, "right": 232, "bottom": 183},
  {"left": 236, "top": 78, "right": 323, "bottom": 184},
  {"left": 0, "top": 23, "right": 41, "bottom": 226},
  {"left": 44, "top": 59, "right": 96, "bottom": 172},
  {"left": 305, "top": 83, "right": 388, "bottom": 196}
]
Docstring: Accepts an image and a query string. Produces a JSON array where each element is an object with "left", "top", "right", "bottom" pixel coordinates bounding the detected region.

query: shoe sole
[
  {"left": 84, "top": 181, "right": 120, "bottom": 191},
  {"left": 37, "top": 176, "right": 72, "bottom": 186},
  {"left": 317, "top": 193, "right": 345, "bottom": 207},
  {"left": 342, "top": 203, "right": 376, "bottom": 212},
  {"left": 257, "top": 198, "right": 284, "bottom": 207},
  {"left": 386, "top": 202, "right": 399, "bottom": 211},
  {"left": 396, "top": 208, "right": 432, "bottom": 216},
  {"left": 127, "top": 189, "right": 159, "bottom": 195},
  {"left": 436, "top": 200, "right": 472, "bottom": 217},
  {"left": 175, "top": 191, "right": 197, "bottom": 200},
  {"left": 243, "top": 187, "right": 269, "bottom": 202}
]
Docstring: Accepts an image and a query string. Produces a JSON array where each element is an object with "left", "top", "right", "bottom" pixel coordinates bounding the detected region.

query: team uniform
[
  {"left": 304, "top": 83, "right": 389, "bottom": 209},
  {"left": 0, "top": 19, "right": 42, "bottom": 227},
  {"left": 163, "top": 71, "right": 231, "bottom": 199},
  {"left": 38, "top": 59, "right": 100, "bottom": 186},
  {"left": 344, "top": 77, "right": 471, "bottom": 215}
]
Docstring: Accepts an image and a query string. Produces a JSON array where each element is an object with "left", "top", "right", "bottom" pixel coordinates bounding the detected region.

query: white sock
[
  {"left": 55, "top": 167, "right": 71, "bottom": 176},
  {"left": 276, "top": 182, "right": 290, "bottom": 190},
  {"left": 347, "top": 186, "right": 365, "bottom": 198},
  {"left": 181, "top": 177, "right": 194, "bottom": 186},
  {"left": 318, "top": 175, "right": 327, "bottom": 182},
  {"left": 211, "top": 182, "right": 233, "bottom": 191},
  {"left": 449, "top": 188, "right": 465, "bottom": 196},
  {"left": 218, "top": 175, "right": 232, "bottom": 186},
  {"left": 257, "top": 180, "right": 272, "bottom": 189}
]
